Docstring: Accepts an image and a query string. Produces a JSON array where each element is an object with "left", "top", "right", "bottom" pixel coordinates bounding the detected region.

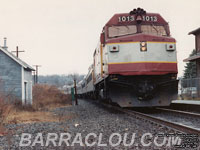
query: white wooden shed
[{"left": 0, "top": 42, "right": 34, "bottom": 105}]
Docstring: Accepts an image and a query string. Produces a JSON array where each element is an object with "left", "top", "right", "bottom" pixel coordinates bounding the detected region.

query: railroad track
[
  {"left": 156, "top": 107, "right": 200, "bottom": 118},
  {"left": 102, "top": 103, "right": 200, "bottom": 134}
]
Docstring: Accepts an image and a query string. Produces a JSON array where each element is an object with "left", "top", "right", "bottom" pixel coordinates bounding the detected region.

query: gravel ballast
[{"left": 0, "top": 99, "right": 194, "bottom": 150}]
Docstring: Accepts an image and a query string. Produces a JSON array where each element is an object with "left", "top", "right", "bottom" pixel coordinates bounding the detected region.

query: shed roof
[
  {"left": 183, "top": 52, "right": 200, "bottom": 62},
  {"left": 189, "top": 27, "right": 200, "bottom": 35},
  {"left": 0, "top": 46, "right": 35, "bottom": 71}
]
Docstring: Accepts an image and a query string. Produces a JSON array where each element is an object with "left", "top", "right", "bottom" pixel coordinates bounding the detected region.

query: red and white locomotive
[{"left": 77, "top": 8, "right": 178, "bottom": 107}]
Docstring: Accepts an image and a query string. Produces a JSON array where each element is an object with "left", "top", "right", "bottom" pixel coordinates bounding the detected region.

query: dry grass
[
  {"left": 4, "top": 108, "right": 75, "bottom": 124},
  {"left": 32, "top": 84, "right": 72, "bottom": 110},
  {"left": 0, "top": 95, "right": 15, "bottom": 124},
  {"left": 0, "top": 84, "right": 73, "bottom": 128}
]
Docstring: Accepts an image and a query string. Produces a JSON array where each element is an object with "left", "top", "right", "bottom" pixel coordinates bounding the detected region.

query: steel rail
[
  {"left": 103, "top": 103, "right": 200, "bottom": 134},
  {"left": 156, "top": 107, "right": 200, "bottom": 118}
]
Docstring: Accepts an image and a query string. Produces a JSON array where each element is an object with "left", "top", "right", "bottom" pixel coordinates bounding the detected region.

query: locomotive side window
[
  {"left": 141, "top": 25, "right": 167, "bottom": 36},
  {"left": 108, "top": 25, "right": 137, "bottom": 38},
  {"left": 86, "top": 73, "right": 92, "bottom": 84},
  {"left": 82, "top": 83, "right": 85, "bottom": 88}
]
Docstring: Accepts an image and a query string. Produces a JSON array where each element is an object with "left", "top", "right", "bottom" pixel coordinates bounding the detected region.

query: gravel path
[{"left": 0, "top": 99, "right": 194, "bottom": 150}]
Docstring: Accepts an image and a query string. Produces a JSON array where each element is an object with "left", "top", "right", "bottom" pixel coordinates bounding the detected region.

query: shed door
[{"left": 24, "top": 82, "right": 27, "bottom": 104}]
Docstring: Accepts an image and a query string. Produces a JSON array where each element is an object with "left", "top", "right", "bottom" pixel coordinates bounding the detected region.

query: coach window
[
  {"left": 108, "top": 25, "right": 137, "bottom": 38},
  {"left": 87, "top": 73, "right": 92, "bottom": 84},
  {"left": 141, "top": 25, "right": 167, "bottom": 36}
]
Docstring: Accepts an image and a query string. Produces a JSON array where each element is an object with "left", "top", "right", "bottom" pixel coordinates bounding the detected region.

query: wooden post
[
  {"left": 74, "top": 79, "right": 78, "bottom": 105},
  {"left": 33, "top": 65, "right": 41, "bottom": 84}
]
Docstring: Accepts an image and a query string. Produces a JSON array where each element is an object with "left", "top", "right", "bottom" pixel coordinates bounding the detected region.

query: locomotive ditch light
[
  {"left": 140, "top": 42, "right": 147, "bottom": 52},
  {"left": 171, "top": 74, "right": 177, "bottom": 80},
  {"left": 109, "top": 45, "right": 119, "bottom": 52},
  {"left": 166, "top": 43, "right": 175, "bottom": 51}
]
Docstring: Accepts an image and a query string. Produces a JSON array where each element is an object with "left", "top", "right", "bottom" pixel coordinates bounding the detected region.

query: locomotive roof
[{"left": 105, "top": 13, "right": 168, "bottom": 26}]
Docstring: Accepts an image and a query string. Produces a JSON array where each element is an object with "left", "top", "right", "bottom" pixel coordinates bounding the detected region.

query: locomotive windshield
[
  {"left": 141, "top": 25, "right": 167, "bottom": 36},
  {"left": 108, "top": 25, "right": 137, "bottom": 38},
  {"left": 108, "top": 24, "right": 167, "bottom": 38}
]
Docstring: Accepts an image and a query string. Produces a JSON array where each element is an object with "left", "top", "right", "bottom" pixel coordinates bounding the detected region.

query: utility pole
[
  {"left": 11, "top": 46, "right": 25, "bottom": 58},
  {"left": 33, "top": 71, "right": 36, "bottom": 84},
  {"left": 33, "top": 65, "right": 41, "bottom": 84}
]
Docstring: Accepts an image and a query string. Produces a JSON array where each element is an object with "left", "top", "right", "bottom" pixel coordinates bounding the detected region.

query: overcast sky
[{"left": 0, "top": 0, "right": 199, "bottom": 77}]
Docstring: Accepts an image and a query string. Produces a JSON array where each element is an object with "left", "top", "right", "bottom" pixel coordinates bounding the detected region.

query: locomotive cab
[{"left": 93, "top": 8, "right": 178, "bottom": 107}]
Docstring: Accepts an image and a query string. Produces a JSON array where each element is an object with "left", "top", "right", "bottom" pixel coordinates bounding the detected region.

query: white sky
[{"left": 0, "top": 0, "right": 199, "bottom": 77}]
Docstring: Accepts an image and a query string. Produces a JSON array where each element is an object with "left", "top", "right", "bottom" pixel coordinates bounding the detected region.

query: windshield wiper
[{"left": 151, "top": 23, "right": 159, "bottom": 35}]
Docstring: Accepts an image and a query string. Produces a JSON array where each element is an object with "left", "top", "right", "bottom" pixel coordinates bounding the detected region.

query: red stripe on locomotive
[{"left": 108, "top": 63, "right": 178, "bottom": 75}]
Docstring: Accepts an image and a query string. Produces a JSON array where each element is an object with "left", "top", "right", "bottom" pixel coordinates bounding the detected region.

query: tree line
[{"left": 38, "top": 74, "right": 85, "bottom": 88}]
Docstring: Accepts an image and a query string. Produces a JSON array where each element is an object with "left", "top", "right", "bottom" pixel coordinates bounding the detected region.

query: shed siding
[{"left": 0, "top": 50, "right": 22, "bottom": 99}]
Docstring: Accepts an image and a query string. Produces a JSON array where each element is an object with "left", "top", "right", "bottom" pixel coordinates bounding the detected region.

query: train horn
[{"left": 129, "top": 8, "right": 146, "bottom": 15}]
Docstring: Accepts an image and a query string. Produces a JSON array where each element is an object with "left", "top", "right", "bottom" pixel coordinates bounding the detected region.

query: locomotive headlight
[
  {"left": 141, "top": 47, "right": 147, "bottom": 51},
  {"left": 140, "top": 41, "right": 147, "bottom": 52},
  {"left": 141, "top": 42, "right": 146, "bottom": 47}
]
